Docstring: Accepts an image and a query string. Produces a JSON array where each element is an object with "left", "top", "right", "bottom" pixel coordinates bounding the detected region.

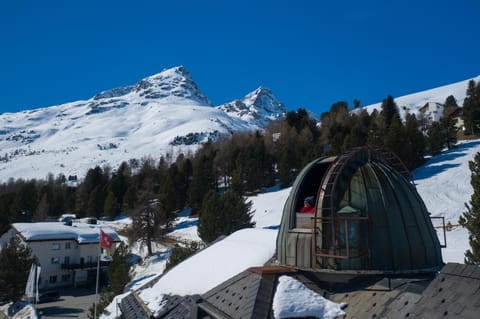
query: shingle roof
[{"left": 147, "top": 263, "right": 480, "bottom": 319}]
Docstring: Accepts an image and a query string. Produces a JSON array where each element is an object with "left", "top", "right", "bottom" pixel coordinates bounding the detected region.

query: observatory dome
[{"left": 276, "top": 146, "right": 443, "bottom": 273}]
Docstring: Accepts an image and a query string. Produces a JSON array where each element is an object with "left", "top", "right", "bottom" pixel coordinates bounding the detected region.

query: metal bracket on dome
[{"left": 430, "top": 216, "right": 447, "bottom": 248}]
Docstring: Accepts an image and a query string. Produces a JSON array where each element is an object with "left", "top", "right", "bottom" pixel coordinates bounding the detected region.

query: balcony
[{"left": 61, "top": 260, "right": 111, "bottom": 270}]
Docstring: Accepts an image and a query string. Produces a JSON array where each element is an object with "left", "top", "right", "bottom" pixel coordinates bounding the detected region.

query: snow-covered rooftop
[{"left": 12, "top": 221, "right": 120, "bottom": 244}]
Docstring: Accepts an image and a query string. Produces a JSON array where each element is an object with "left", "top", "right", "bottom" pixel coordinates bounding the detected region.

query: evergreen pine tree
[
  {"left": 197, "top": 190, "right": 221, "bottom": 243},
  {"left": 230, "top": 170, "right": 244, "bottom": 195},
  {"left": 188, "top": 151, "right": 216, "bottom": 216},
  {"left": 0, "top": 193, "right": 12, "bottom": 233},
  {"left": 198, "top": 189, "right": 255, "bottom": 244},
  {"left": 366, "top": 110, "right": 384, "bottom": 146},
  {"left": 444, "top": 94, "right": 458, "bottom": 108},
  {"left": 103, "top": 191, "right": 119, "bottom": 218},
  {"left": 462, "top": 80, "right": 480, "bottom": 135},
  {"left": 380, "top": 95, "right": 399, "bottom": 128},
  {"left": 353, "top": 99, "right": 362, "bottom": 109},
  {"left": 107, "top": 163, "right": 130, "bottom": 216},
  {"left": 426, "top": 122, "right": 445, "bottom": 155},
  {"left": 220, "top": 189, "right": 255, "bottom": 235},
  {"left": 443, "top": 95, "right": 458, "bottom": 117},
  {"left": 343, "top": 113, "right": 368, "bottom": 149},
  {"left": 77, "top": 166, "right": 104, "bottom": 216},
  {"left": 403, "top": 113, "right": 426, "bottom": 170},
  {"left": 165, "top": 242, "right": 200, "bottom": 271},
  {"left": 86, "top": 185, "right": 104, "bottom": 217},
  {"left": 459, "top": 152, "right": 480, "bottom": 264},
  {"left": 277, "top": 152, "right": 293, "bottom": 188},
  {"left": 122, "top": 185, "right": 138, "bottom": 211},
  {"left": 12, "top": 181, "right": 38, "bottom": 220},
  {"left": 34, "top": 192, "right": 50, "bottom": 221},
  {"left": 384, "top": 115, "right": 405, "bottom": 157},
  {"left": 108, "top": 242, "right": 130, "bottom": 295},
  {"left": 440, "top": 116, "right": 458, "bottom": 150},
  {"left": 0, "top": 237, "right": 35, "bottom": 302},
  {"left": 87, "top": 288, "right": 113, "bottom": 319}
]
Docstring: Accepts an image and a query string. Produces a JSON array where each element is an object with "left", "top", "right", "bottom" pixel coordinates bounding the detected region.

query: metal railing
[
  {"left": 61, "top": 260, "right": 110, "bottom": 270},
  {"left": 312, "top": 215, "right": 369, "bottom": 268}
]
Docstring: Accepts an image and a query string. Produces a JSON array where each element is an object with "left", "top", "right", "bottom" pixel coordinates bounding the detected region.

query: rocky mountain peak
[
  {"left": 217, "top": 87, "right": 286, "bottom": 127},
  {"left": 133, "top": 66, "right": 211, "bottom": 105},
  {"left": 93, "top": 66, "right": 211, "bottom": 106},
  {"left": 243, "top": 86, "right": 286, "bottom": 114}
]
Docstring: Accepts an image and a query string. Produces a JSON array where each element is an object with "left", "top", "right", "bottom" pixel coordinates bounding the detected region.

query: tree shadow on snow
[
  {"left": 263, "top": 225, "right": 280, "bottom": 230},
  {"left": 173, "top": 219, "right": 198, "bottom": 230},
  {"left": 413, "top": 140, "right": 480, "bottom": 180},
  {"left": 414, "top": 163, "right": 461, "bottom": 180}
]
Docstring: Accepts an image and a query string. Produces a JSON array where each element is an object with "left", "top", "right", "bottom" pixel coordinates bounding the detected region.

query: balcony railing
[{"left": 61, "top": 260, "right": 111, "bottom": 270}]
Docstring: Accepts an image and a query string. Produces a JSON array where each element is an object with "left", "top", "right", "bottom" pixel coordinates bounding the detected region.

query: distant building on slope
[
  {"left": 418, "top": 102, "right": 465, "bottom": 132},
  {"left": 446, "top": 106, "right": 465, "bottom": 131},
  {"left": 419, "top": 102, "right": 444, "bottom": 125},
  {"left": 0, "top": 221, "right": 120, "bottom": 291}
]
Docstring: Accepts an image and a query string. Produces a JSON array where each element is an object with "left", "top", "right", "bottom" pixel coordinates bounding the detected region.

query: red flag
[{"left": 100, "top": 229, "right": 114, "bottom": 249}]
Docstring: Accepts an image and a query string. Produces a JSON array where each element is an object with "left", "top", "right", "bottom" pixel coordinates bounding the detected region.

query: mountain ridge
[
  {"left": 0, "top": 66, "right": 286, "bottom": 182},
  {"left": 0, "top": 68, "right": 478, "bottom": 182}
]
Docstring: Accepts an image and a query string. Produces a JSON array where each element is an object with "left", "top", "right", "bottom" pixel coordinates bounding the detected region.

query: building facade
[{"left": 0, "top": 221, "right": 120, "bottom": 291}]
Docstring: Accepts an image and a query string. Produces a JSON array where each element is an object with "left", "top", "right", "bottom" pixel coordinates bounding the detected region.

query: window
[
  {"left": 87, "top": 256, "right": 93, "bottom": 263},
  {"left": 49, "top": 275, "right": 57, "bottom": 284},
  {"left": 52, "top": 243, "right": 60, "bottom": 250},
  {"left": 65, "top": 242, "right": 71, "bottom": 249},
  {"left": 51, "top": 257, "right": 59, "bottom": 264},
  {"left": 64, "top": 256, "right": 70, "bottom": 265},
  {"left": 61, "top": 274, "right": 71, "bottom": 282}
]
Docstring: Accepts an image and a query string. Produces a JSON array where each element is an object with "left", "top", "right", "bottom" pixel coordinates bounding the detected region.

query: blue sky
[{"left": 1, "top": 0, "right": 479, "bottom": 115}]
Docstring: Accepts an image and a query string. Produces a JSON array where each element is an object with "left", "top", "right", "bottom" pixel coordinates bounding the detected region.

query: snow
[
  {"left": 362, "top": 75, "right": 480, "bottom": 119},
  {"left": 166, "top": 215, "right": 202, "bottom": 243},
  {"left": 0, "top": 301, "right": 37, "bottom": 319},
  {"left": 11, "top": 221, "right": 120, "bottom": 244},
  {"left": 0, "top": 66, "right": 286, "bottom": 182},
  {"left": 413, "top": 139, "right": 479, "bottom": 263},
  {"left": 139, "top": 228, "right": 277, "bottom": 316},
  {"left": 272, "top": 276, "right": 346, "bottom": 319}
]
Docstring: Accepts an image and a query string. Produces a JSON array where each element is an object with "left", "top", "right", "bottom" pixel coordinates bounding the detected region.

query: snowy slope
[
  {"left": 361, "top": 75, "right": 480, "bottom": 119},
  {"left": 0, "top": 66, "right": 286, "bottom": 182},
  {"left": 413, "top": 139, "right": 480, "bottom": 262}
]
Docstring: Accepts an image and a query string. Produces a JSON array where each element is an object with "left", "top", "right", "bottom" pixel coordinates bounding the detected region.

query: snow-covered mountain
[
  {"left": 1, "top": 67, "right": 478, "bottom": 183},
  {"left": 0, "top": 66, "right": 286, "bottom": 182},
  {"left": 218, "top": 87, "right": 285, "bottom": 127}
]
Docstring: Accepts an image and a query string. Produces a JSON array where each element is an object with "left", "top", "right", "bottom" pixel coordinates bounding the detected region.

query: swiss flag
[{"left": 100, "top": 229, "right": 114, "bottom": 249}]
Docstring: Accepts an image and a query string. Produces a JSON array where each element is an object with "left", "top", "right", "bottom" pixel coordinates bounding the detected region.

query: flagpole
[
  {"left": 94, "top": 227, "right": 101, "bottom": 319},
  {"left": 34, "top": 264, "right": 38, "bottom": 307}
]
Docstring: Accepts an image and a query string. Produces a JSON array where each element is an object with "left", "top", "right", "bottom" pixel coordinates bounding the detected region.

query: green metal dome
[{"left": 276, "top": 146, "right": 443, "bottom": 273}]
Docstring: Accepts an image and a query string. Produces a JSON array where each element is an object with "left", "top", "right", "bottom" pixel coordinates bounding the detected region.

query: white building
[
  {"left": 418, "top": 102, "right": 444, "bottom": 125},
  {"left": 0, "top": 221, "right": 120, "bottom": 291}
]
